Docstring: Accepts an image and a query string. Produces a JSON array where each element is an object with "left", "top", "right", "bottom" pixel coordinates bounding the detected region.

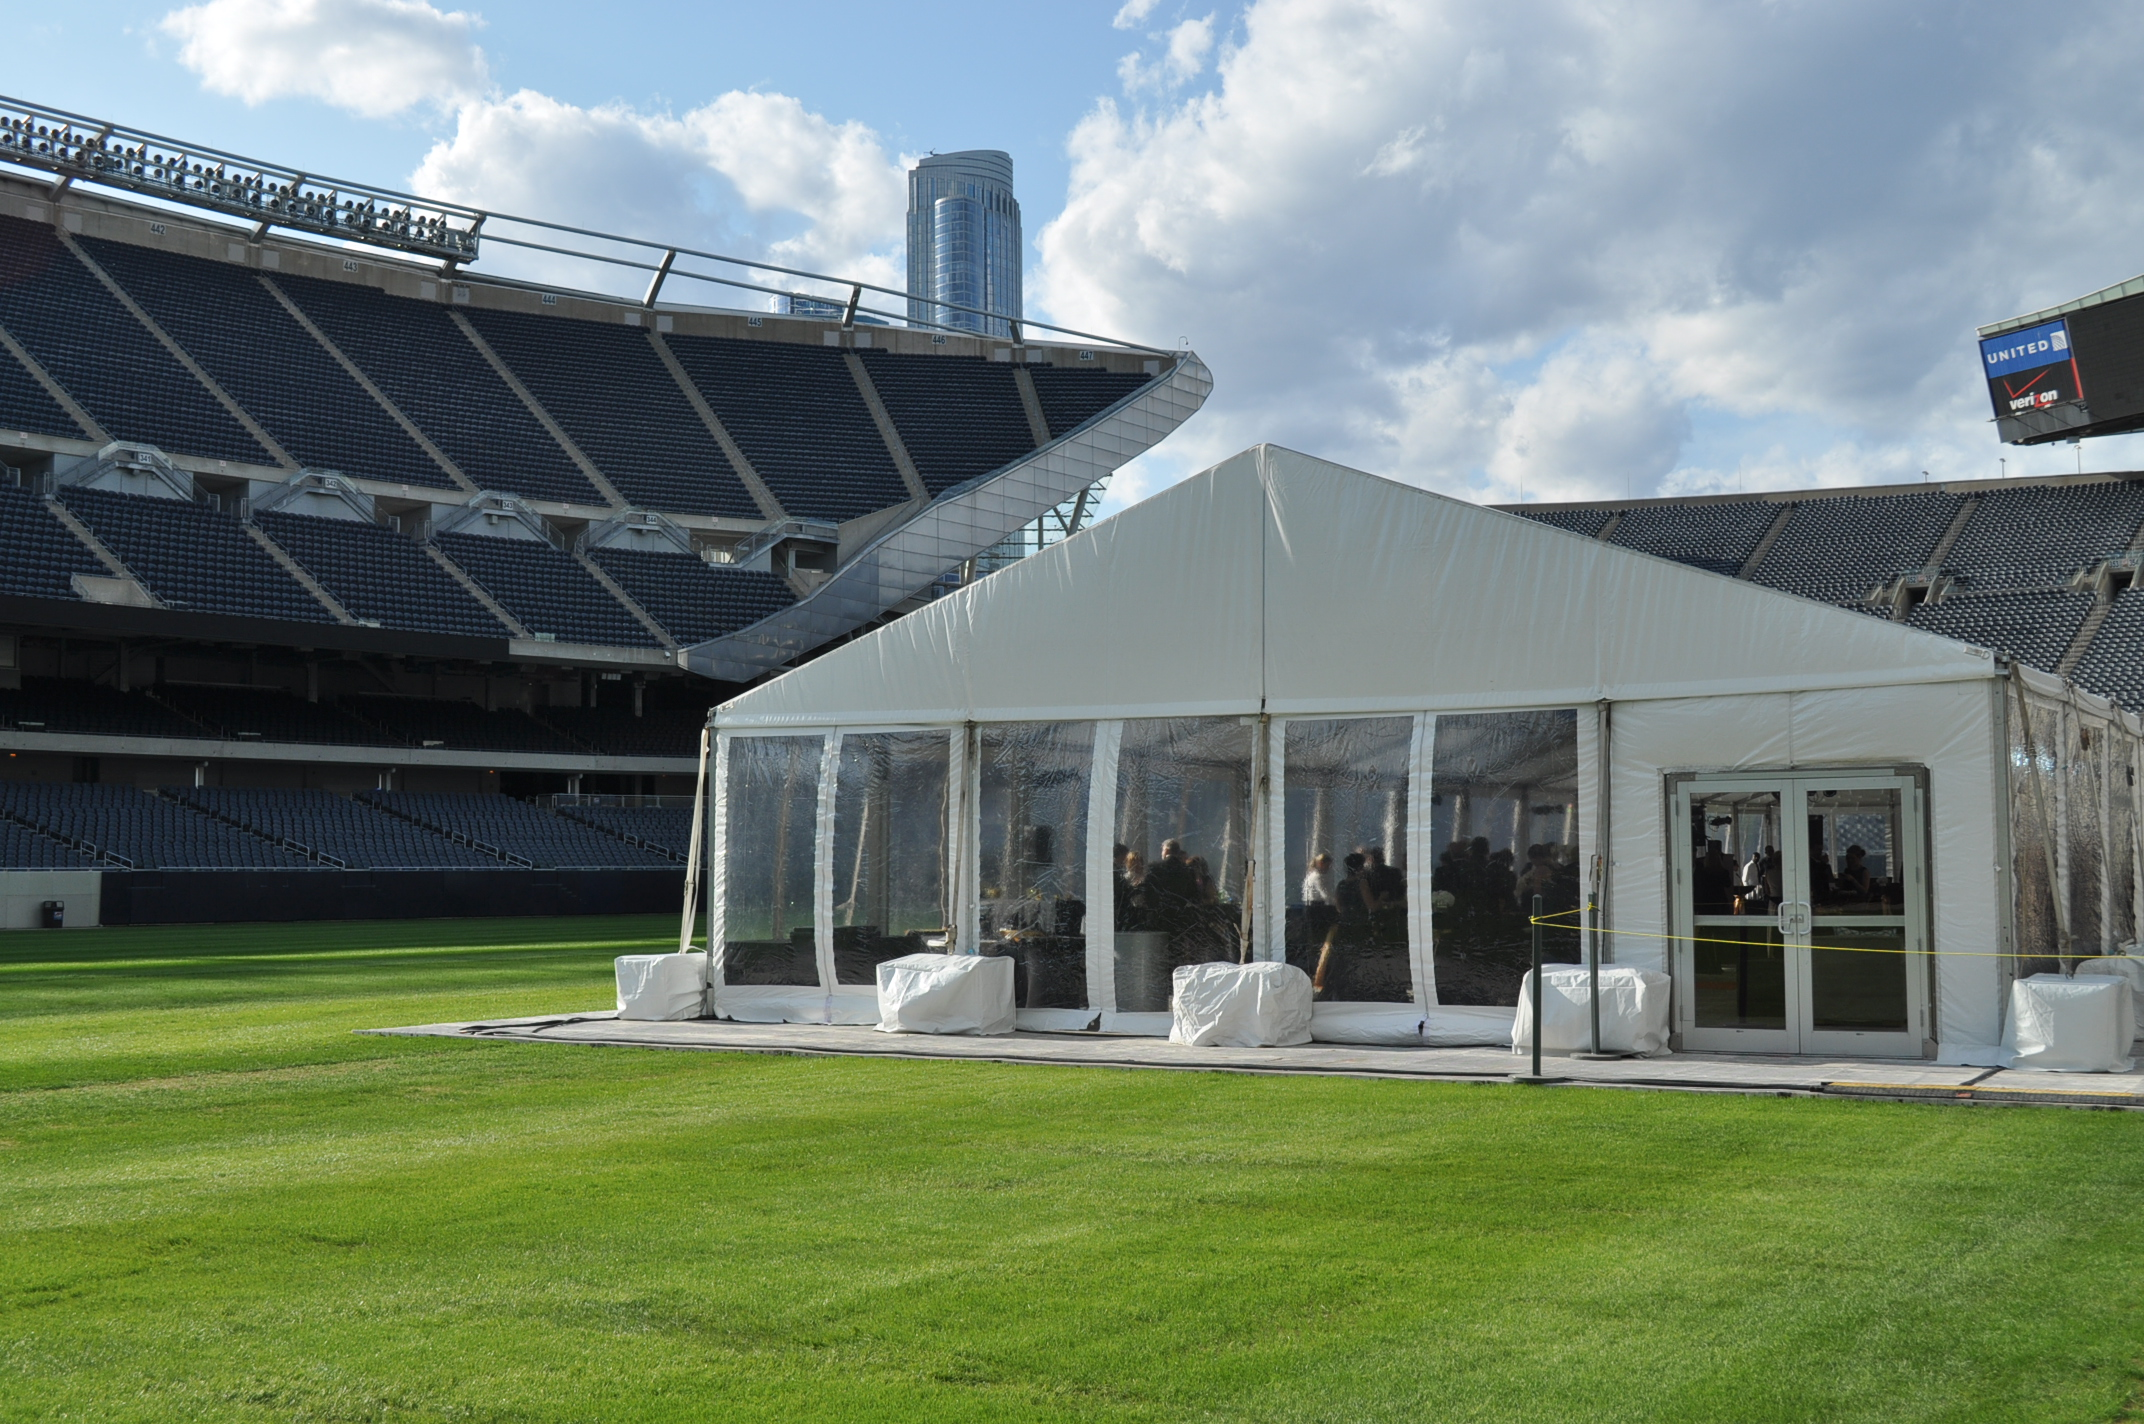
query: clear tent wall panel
[
  {"left": 1282, "top": 716, "right": 1414, "bottom": 1003},
  {"left": 2111, "top": 736, "right": 2139, "bottom": 950},
  {"left": 831, "top": 730, "right": 952, "bottom": 986},
  {"left": 721, "top": 735, "right": 824, "bottom": 987},
  {"left": 1426, "top": 709, "right": 1579, "bottom": 1006},
  {"left": 2067, "top": 710, "right": 2107, "bottom": 955},
  {"left": 976, "top": 721, "right": 1094, "bottom": 1012},
  {"left": 78, "top": 237, "right": 453, "bottom": 488},
  {"left": 1112, "top": 716, "right": 1253, "bottom": 1012},
  {"left": 2007, "top": 685, "right": 2064, "bottom": 972},
  {"left": 272, "top": 273, "right": 600, "bottom": 504}
]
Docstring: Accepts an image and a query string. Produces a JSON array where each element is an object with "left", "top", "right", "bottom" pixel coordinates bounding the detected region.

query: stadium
[
  {"left": 0, "top": 97, "right": 1206, "bottom": 927},
  {"left": 11, "top": 33, "right": 2144, "bottom": 1423}
]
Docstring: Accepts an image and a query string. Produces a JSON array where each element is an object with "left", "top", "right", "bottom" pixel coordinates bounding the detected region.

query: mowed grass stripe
[{"left": 2, "top": 915, "right": 2142, "bottom": 1422}]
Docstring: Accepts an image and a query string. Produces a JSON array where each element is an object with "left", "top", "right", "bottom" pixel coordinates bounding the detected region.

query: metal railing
[
  {"left": 0, "top": 91, "right": 1170, "bottom": 355},
  {"left": 0, "top": 94, "right": 480, "bottom": 263}
]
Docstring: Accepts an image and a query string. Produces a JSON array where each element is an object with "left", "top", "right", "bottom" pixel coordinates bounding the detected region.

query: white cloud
[
  {"left": 1042, "top": 0, "right": 2144, "bottom": 509},
  {"left": 410, "top": 89, "right": 905, "bottom": 298},
  {"left": 160, "top": 0, "right": 487, "bottom": 117},
  {"left": 1113, "top": 0, "right": 1163, "bottom": 29},
  {"left": 1121, "top": 14, "right": 1218, "bottom": 93}
]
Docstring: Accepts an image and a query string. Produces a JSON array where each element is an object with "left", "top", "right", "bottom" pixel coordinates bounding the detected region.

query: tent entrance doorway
[{"left": 1670, "top": 772, "right": 1928, "bottom": 1057}]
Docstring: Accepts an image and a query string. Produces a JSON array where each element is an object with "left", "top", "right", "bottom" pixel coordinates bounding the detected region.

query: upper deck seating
[
  {"left": 663, "top": 335, "right": 911, "bottom": 520},
  {"left": 0, "top": 216, "right": 268, "bottom": 464},
  {"left": 79, "top": 236, "right": 454, "bottom": 489},
  {"left": 1027, "top": 366, "right": 1152, "bottom": 439},
  {"left": 856, "top": 351, "right": 1036, "bottom": 495},
  {"left": 274, "top": 274, "right": 603, "bottom": 505},
  {"left": 462, "top": 308, "right": 760, "bottom": 517},
  {"left": 1751, "top": 493, "right": 1967, "bottom": 606},
  {"left": 1608, "top": 502, "right": 1781, "bottom": 577},
  {"left": 57, "top": 486, "right": 332, "bottom": 623},
  {"left": 0, "top": 481, "right": 106, "bottom": 599},
  {"left": 584, "top": 545, "right": 795, "bottom": 644},
  {"left": 257, "top": 510, "right": 508, "bottom": 639},
  {"left": 435, "top": 532, "right": 659, "bottom": 647},
  {"left": 0, "top": 340, "right": 82, "bottom": 441}
]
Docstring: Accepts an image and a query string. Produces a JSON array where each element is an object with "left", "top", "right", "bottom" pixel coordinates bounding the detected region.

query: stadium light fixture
[
  {"left": 0, "top": 92, "right": 1169, "bottom": 357},
  {"left": 0, "top": 94, "right": 481, "bottom": 264}
]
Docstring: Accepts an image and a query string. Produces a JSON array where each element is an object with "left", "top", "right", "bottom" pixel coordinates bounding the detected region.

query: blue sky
[{"left": 11, "top": 1, "right": 2144, "bottom": 512}]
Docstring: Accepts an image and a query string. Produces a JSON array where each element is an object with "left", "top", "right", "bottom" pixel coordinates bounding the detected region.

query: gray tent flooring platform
[{"left": 367, "top": 1014, "right": 2144, "bottom": 1107}]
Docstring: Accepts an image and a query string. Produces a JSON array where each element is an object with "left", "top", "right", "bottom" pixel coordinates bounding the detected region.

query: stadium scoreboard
[{"left": 1982, "top": 282, "right": 2144, "bottom": 445}]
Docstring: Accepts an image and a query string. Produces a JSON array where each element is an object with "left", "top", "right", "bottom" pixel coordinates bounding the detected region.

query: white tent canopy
[{"left": 700, "top": 446, "right": 2144, "bottom": 1061}]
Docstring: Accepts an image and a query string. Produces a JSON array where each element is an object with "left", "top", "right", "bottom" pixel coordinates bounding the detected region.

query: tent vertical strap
[
  {"left": 1086, "top": 720, "right": 1123, "bottom": 1013},
  {"left": 679, "top": 723, "right": 711, "bottom": 955},
  {"left": 951, "top": 723, "right": 976, "bottom": 953},
  {"left": 813, "top": 732, "right": 842, "bottom": 1010},
  {"left": 1594, "top": 698, "right": 1612, "bottom": 965},
  {"left": 1405, "top": 712, "right": 1437, "bottom": 1009},
  {"left": 1258, "top": 716, "right": 1286, "bottom": 964},
  {"left": 706, "top": 731, "right": 730, "bottom": 997}
]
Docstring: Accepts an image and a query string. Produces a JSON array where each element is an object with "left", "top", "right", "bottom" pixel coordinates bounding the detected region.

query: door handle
[{"left": 1775, "top": 902, "right": 1792, "bottom": 937}]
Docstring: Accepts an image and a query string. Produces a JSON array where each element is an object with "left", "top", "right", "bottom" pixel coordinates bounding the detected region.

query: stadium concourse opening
[
  {"left": 667, "top": 446, "right": 2144, "bottom": 1066},
  {"left": 0, "top": 99, "right": 1208, "bottom": 926}
]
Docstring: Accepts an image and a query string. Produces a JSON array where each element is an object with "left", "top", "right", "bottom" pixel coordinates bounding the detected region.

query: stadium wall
[
  {"left": 97, "top": 867, "right": 686, "bottom": 925},
  {"left": 0, "top": 869, "right": 100, "bottom": 927}
]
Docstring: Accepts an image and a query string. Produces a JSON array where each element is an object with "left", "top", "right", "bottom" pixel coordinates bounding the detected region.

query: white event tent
[{"left": 687, "top": 445, "right": 2143, "bottom": 1063}]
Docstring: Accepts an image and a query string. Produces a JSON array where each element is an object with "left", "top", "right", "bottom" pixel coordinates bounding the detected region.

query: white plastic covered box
[
  {"left": 1512, "top": 965, "right": 1672, "bottom": 1056},
  {"left": 1169, "top": 961, "right": 1313, "bottom": 1047},
  {"left": 614, "top": 953, "right": 708, "bottom": 1021},
  {"left": 2000, "top": 973, "right": 2137, "bottom": 1072},
  {"left": 876, "top": 953, "right": 1016, "bottom": 1036}
]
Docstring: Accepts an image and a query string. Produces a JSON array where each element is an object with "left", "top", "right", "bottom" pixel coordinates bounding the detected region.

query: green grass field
[{"left": 4, "top": 916, "right": 2144, "bottom": 1423}]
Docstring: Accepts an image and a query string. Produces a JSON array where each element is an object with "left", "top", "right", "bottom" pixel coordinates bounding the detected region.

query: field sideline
[{"left": 4, "top": 916, "right": 2143, "bottom": 1423}]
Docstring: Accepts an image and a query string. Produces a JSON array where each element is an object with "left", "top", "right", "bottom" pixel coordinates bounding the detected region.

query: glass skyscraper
[{"left": 907, "top": 151, "right": 1022, "bottom": 338}]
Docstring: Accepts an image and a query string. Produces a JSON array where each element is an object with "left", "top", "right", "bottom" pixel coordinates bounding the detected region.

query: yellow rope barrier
[{"left": 1524, "top": 908, "right": 2095, "bottom": 961}]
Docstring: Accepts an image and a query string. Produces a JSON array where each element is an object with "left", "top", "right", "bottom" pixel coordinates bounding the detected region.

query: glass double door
[{"left": 1671, "top": 773, "right": 1928, "bottom": 1056}]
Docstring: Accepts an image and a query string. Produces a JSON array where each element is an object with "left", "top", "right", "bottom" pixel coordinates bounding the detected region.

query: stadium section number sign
[{"left": 1981, "top": 318, "right": 2082, "bottom": 419}]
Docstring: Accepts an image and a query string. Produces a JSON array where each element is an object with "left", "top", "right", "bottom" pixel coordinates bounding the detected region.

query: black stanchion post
[
  {"left": 1587, "top": 892, "right": 1601, "bottom": 1054},
  {"left": 1530, "top": 893, "right": 1544, "bottom": 1080}
]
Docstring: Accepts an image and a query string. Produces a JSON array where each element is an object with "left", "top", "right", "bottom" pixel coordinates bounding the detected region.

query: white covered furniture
[
  {"left": 614, "top": 953, "right": 708, "bottom": 1022},
  {"left": 875, "top": 953, "right": 1016, "bottom": 1036},
  {"left": 1169, "top": 962, "right": 1313, "bottom": 1047},
  {"left": 2000, "top": 973, "right": 2136, "bottom": 1072},
  {"left": 1512, "top": 965, "right": 1672, "bottom": 1056}
]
